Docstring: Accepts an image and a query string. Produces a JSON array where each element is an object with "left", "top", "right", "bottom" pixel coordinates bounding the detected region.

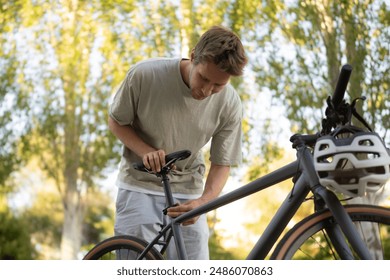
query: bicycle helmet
[{"left": 313, "top": 126, "right": 390, "bottom": 197}]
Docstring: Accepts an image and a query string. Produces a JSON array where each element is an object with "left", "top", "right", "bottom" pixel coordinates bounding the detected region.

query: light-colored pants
[{"left": 114, "top": 188, "right": 210, "bottom": 260}]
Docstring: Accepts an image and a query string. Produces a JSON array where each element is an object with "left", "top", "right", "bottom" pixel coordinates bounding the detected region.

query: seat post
[
  {"left": 159, "top": 169, "right": 175, "bottom": 207},
  {"left": 159, "top": 168, "right": 188, "bottom": 259}
]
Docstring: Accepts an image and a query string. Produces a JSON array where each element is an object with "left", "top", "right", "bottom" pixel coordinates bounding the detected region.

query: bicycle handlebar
[
  {"left": 320, "top": 64, "right": 355, "bottom": 135},
  {"left": 331, "top": 64, "right": 353, "bottom": 109}
]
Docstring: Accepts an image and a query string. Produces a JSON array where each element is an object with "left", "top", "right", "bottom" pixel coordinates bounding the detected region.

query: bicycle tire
[
  {"left": 83, "top": 235, "right": 164, "bottom": 260},
  {"left": 271, "top": 205, "right": 390, "bottom": 260}
]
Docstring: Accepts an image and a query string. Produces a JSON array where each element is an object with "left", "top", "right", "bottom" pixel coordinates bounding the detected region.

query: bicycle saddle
[{"left": 133, "top": 149, "right": 191, "bottom": 173}]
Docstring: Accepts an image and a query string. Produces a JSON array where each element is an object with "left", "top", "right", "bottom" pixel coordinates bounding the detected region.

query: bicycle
[{"left": 83, "top": 64, "right": 390, "bottom": 260}]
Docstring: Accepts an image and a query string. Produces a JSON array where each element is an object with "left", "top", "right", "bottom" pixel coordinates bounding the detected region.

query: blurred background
[{"left": 0, "top": 0, "right": 389, "bottom": 260}]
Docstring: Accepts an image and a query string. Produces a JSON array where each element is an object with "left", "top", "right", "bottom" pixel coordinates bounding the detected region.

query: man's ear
[{"left": 190, "top": 49, "right": 195, "bottom": 62}]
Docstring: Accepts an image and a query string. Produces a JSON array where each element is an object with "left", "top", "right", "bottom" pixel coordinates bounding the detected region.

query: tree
[
  {"left": 1, "top": 0, "right": 251, "bottom": 259},
  {"left": 0, "top": 1, "right": 23, "bottom": 191},
  {"left": 243, "top": 0, "right": 390, "bottom": 258},
  {"left": 252, "top": 0, "right": 389, "bottom": 139},
  {"left": 1, "top": 0, "right": 127, "bottom": 258}
]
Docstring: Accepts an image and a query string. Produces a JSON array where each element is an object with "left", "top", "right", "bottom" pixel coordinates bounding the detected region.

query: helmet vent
[
  {"left": 354, "top": 152, "right": 380, "bottom": 160},
  {"left": 366, "top": 166, "right": 386, "bottom": 174},
  {"left": 319, "top": 143, "right": 330, "bottom": 151},
  {"left": 318, "top": 155, "right": 333, "bottom": 163},
  {"left": 358, "top": 139, "right": 374, "bottom": 146}
]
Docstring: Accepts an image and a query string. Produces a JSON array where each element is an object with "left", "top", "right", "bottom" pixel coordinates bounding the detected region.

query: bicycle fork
[
  {"left": 298, "top": 144, "right": 374, "bottom": 260},
  {"left": 314, "top": 186, "right": 374, "bottom": 259}
]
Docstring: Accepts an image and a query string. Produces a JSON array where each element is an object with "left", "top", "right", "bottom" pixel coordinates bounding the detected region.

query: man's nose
[{"left": 202, "top": 83, "right": 214, "bottom": 96}]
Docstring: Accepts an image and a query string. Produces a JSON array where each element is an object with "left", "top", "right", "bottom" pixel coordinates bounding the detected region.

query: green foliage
[
  {"left": 253, "top": 0, "right": 390, "bottom": 137},
  {"left": 245, "top": 142, "right": 284, "bottom": 181},
  {"left": 208, "top": 231, "right": 239, "bottom": 260},
  {"left": 0, "top": 38, "right": 22, "bottom": 189},
  {"left": 208, "top": 214, "right": 240, "bottom": 259},
  {"left": 82, "top": 189, "right": 115, "bottom": 248},
  {"left": 22, "top": 190, "right": 64, "bottom": 258},
  {"left": 0, "top": 208, "right": 36, "bottom": 259}
]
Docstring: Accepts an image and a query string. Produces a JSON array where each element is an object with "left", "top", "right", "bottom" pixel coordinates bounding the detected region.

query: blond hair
[{"left": 192, "top": 26, "right": 248, "bottom": 76}]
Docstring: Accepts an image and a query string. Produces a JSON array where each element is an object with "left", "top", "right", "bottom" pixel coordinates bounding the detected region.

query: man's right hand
[{"left": 142, "top": 149, "right": 166, "bottom": 173}]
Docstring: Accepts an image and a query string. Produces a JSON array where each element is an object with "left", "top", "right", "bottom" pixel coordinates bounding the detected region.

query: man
[{"left": 109, "top": 25, "right": 247, "bottom": 259}]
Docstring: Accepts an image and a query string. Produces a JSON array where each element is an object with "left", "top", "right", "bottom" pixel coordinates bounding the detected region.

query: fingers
[
  {"left": 143, "top": 149, "right": 165, "bottom": 172},
  {"left": 182, "top": 218, "right": 199, "bottom": 226},
  {"left": 166, "top": 202, "right": 200, "bottom": 226},
  {"left": 166, "top": 204, "right": 190, "bottom": 217}
]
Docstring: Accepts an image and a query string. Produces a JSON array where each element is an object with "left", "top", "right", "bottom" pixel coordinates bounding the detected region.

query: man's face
[{"left": 188, "top": 60, "right": 231, "bottom": 100}]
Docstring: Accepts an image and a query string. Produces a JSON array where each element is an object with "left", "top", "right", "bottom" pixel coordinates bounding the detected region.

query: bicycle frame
[{"left": 139, "top": 137, "right": 374, "bottom": 260}]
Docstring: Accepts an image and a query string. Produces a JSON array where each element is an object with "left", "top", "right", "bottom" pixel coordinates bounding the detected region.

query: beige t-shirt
[{"left": 109, "top": 58, "right": 242, "bottom": 195}]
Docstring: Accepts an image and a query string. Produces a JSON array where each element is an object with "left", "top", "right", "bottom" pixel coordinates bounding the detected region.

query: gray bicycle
[{"left": 84, "top": 64, "right": 390, "bottom": 260}]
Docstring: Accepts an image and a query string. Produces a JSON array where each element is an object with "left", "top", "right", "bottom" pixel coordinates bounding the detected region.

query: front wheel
[
  {"left": 271, "top": 205, "right": 390, "bottom": 260},
  {"left": 83, "top": 235, "right": 164, "bottom": 260}
]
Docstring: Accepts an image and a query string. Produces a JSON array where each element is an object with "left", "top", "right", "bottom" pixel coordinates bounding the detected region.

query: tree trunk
[
  {"left": 60, "top": 143, "right": 84, "bottom": 259},
  {"left": 60, "top": 190, "right": 84, "bottom": 259},
  {"left": 60, "top": 65, "right": 83, "bottom": 258}
]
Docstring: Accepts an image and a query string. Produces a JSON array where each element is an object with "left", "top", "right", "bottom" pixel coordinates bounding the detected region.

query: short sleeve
[
  {"left": 109, "top": 68, "right": 140, "bottom": 126},
  {"left": 209, "top": 97, "right": 243, "bottom": 166}
]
